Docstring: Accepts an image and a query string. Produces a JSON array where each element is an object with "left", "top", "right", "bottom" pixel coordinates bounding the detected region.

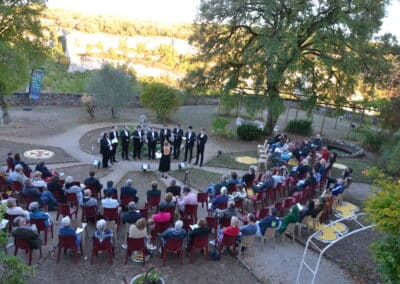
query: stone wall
[{"left": 323, "top": 137, "right": 365, "bottom": 158}]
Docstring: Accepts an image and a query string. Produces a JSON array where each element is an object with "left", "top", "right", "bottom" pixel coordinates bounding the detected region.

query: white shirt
[
  {"left": 272, "top": 175, "right": 284, "bottom": 188},
  {"left": 6, "top": 207, "right": 29, "bottom": 218},
  {"left": 32, "top": 178, "right": 47, "bottom": 189},
  {"left": 101, "top": 198, "right": 119, "bottom": 209},
  {"left": 106, "top": 138, "right": 112, "bottom": 150}
]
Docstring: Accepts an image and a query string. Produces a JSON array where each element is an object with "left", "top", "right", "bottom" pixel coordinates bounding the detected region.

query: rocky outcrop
[{"left": 323, "top": 137, "right": 365, "bottom": 158}]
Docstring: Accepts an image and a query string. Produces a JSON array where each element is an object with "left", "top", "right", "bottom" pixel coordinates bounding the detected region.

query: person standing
[
  {"left": 184, "top": 126, "right": 196, "bottom": 164},
  {"left": 172, "top": 124, "right": 184, "bottom": 159},
  {"left": 194, "top": 128, "right": 207, "bottom": 167},
  {"left": 158, "top": 141, "right": 171, "bottom": 178},
  {"left": 100, "top": 132, "right": 112, "bottom": 168},
  {"left": 120, "top": 125, "right": 130, "bottom": 160},
  {"left": 147, "top": 126, "right": 159, "bottom": 160},
  {"left": 160, "top": 124, "right": 171, "bottom": 146},
  {"left": 132, "top": 125, "right": 144, "bottom": 159},
  {"left": 109, "top": 126, "right": 119, "bottom": 163}
]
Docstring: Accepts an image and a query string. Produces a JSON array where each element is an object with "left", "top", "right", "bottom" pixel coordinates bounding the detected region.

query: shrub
[
  {"left": 285, "top": 119, "right": 313, "bottom": 136},
  {"left": 212, "top": 117, "right": 230, "bottom": 135},
  {"left": 381, "top": 142, "right": 400, "bottom": 175},
  {"left": 362, "top": 130, "right": 386, "bottom": 152},
  {"left": 219, "top": 94, "right": 240, "bottom": 115},
  {"left": 237, "top": 124, "right": 264, "bottom": 141}
]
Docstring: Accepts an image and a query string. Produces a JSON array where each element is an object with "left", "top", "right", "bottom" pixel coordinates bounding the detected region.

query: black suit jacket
[
  {"left": 100, "top": 137, "right": 110, "bottom": 154},
  {"left": 147, "top": 130, "right": 159, "bottom": 144},
  {"left": 172, "top": 128, "right": 184, "bottom": 143},
  {"left": 109, "top": 130, "right": 119, "bottom": 144},
  {"left": 196, "top": 133, "right": 208, "bottom": 151},
  {"left": 160, "top": 128, "right": 171, "bottom": 143},
  {"left": 132, "top": 130, "right": 145, "bottom": 144},
  {"left": 185, "top": 131, "right": 196, "bottom": 147},
  {"left": 12, "top": 227, "right": 42, "bottom": 249},
  {"left": 120, "top": 129, "right": 130, "bottom": 142}
]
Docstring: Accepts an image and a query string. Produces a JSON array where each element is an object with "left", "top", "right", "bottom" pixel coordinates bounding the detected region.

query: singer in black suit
[
  {"left": 172, "top": 124, "right": 184, "bottom": 159},
  {"left": 132, "top": 126, "right": 144, "bottom": 159},
  {"left": 120, "top": 125, "right": 130, "bottom": 160},
  {"left": 194, "top": 128, "right": 208, "bottom": 167},
  {"left": 109, "top": 126, "right": 119, "bottom": 163},
  {"left": 147, "top": 127, "right": 159, "bottom": 160},
  {"left": 160, "top": 125, "right": 171, "bottom": 145},
  {"left": 183, "top": 125, "right": 196, "bottom": 163},
  {"left": 100, "top": 132, "right": 112, "bottom": 168}
]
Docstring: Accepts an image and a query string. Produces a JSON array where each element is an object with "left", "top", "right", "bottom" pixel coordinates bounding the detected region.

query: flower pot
[{"left": 130, "top": 274, "right": 165, "bottom": 284}]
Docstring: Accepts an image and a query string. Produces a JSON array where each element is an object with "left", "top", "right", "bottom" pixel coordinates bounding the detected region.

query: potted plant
[{"left": 130, "top": 267, "right": 165, "bottom": 284}]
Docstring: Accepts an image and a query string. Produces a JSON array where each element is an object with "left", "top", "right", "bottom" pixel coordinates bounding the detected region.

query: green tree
[
  {"left": 186, "top": 0, "right": 395, "bottom": 134},
  {"left": 85, "top": 64, "right": 139, "bottom": 118},
  {"left": 140, "top": 81, "right": 180, "bottom": 121},
  {"left": 0, "top": 0, "right": 47, "bottom": 123}
]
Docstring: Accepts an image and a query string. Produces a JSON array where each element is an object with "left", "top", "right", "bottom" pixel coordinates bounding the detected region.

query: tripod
[{"left": 182, "top": 171, "right": 191, "bottom": 187}]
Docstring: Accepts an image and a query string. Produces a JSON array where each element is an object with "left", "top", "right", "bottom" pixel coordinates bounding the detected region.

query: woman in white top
[
  {"left": 128, "top": 218, "right": 148, "bottom": 239},
  {"left": 6, "top": 198, "right": 29, "bottom": 218}
]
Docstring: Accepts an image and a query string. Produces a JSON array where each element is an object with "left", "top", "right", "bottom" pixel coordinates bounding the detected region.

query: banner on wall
[{"left": 29, "top": 68, "right": 45, "bottom": 101}]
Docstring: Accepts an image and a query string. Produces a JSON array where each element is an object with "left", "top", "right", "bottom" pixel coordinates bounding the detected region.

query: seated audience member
[
  {"left": 103, "top": 180, "right": 118, "bottom": 197},
  {"left": 6, "top": 152, "right": 15, "bottom": 173},
  {"left": 289, "top": 169, "right": 316, "bottom": 196},
  {"left": 11, "top": 216, "right": 42, "bottom": 249},
  {"left": 120, "top": 179, "right": 138, "bottom": 203},
  {"left": 215, "top": 201, "right": 238, "bottom": 223},
  {"left": 326, "top": 168, "right": 353, "bottom": 189},
  {"left": 82, "top": 189, "right": 98, "bottom": 208},
  {"left": 14, "top": 153, "right": 31, "bottom": 175},
  {"left": 159, "top": 192, "right": 176, "bottom": 210},
  {"left": 257, "top": 208, "right": 281, "bottom": 236},
  {"left": 150, "top": 207, "right": 171, "bottom": 224},
  {"left": 206, "top": 174, "right": 228, "bottom": 197},
  {"left": 239, "top": 213, "right": 257, "bottom": 241},
  {"left": 101, "top": 192, "right": 120, "bottom": 210},
  {"left": 320, "top": 146, "right": 330, "bottom": 161},
  {"left": 122, "top": 202, "right": 141, "bottom": 224},
  {"left": 7, "top": 164, "right": 26, "bottom": 184},
  {"left": 146, "top": 181, "right": 161, "bottom": 200},
  {"left": 40, "top": 187, "right": 57, "bottom": 211},
  {"left": 32, "top": 171, "right": 47, "bottom": 189},
  {"left": 228, "top": 184, "right": 247, "bottom": 201},
  {"left": 64, "top": 176, "right": 83, "bottom": 205},
  {"left": 6, "top": 198, "right": 29, "bottom": 218},
  {"left": 211, "top": 186, "right": 229, "bottom": 210},
  {"left": 312, "top": 134, "right": 324, "bottom": 149},
  {"left": 160, "top": 220, "right": 186, "bottom": 247},
  {"left": 59, "top": 216, "right": 80, "bottom": 247},
  {"left": 29, "top": 202, "right": 52, "bottom": 228},
  {"left": 272, "top": 168, "right": 285, "bottom": 189},
  {"left": 227, "top": 172, "right": 241, "bottom": 187},
  {"left": 217, "top": 216, "right": 240, "bottom": 244},
  {"left": 253, "top": 171, "right": 274, "bottom": 193},
  {"left": 278, "top": 205, "right": 300, "bottom": 233},
  {"left": 318, "top": 159, "right": 328, "bottom": 179},
  {"left": 34, "top": 162, "right": 52, "bottom": 179},
  {"left": 330, "top": 178, "right": 346, "bottom": 196},
  {"left": 296, "top": 160, "right": 310, "bottom": 179},
  {"left": 187, "top": 218, "right": 210, "bottom": 250},
  {"left": 311, "top": 197, "right": 325, "bottom": 218},
  {"left": 177, "top": 186, "right": 197, "bottom": 211},
  {"left": 128, "top": 218, "right": 147, "bottom": 239},
  {"left": 165, "top": 179, "right": 181, "bottom": 197},
  {"left": 242, "top": 167, "right": 256, "bottom": 186},
  {"left": 84, "top": 171, "right": 103, "bottom": 192},
  {"left": 22, "top": 179, "right": 41, "bottom": 201},
  {"left": 93, "top": 219, "right": 113, "bottom": 244},
  {"left": 47, "top": 175, "right": 64, "bottom": 201}
]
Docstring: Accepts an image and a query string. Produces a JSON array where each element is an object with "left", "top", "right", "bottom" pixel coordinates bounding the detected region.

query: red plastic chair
[
  {"left": 187, "top": 235, "right": 209, "bottom": 263},
  {"left": 220, "top": 217, "right": 231, "bottom": 228},
  {"left": 22, "top": 168, "right": 30, "bottom": 178},
  {"left": 275, "top": 201, "right": 284, "bottom": 217},
  {"left": 4, "top": 213, "right": 19, "bottom": 233},
  {"left": 197, "top": 192, "right": 208, "bottom": 209},
  {"left": 216, "top": 202, "right": 228, "bottom": 210},
  {"left": 164, "top": 206, "right": 176, "bottom": 223},
  {"left": 184, "top": 204, "right": 198, "bottom": 224},
  {"left": 72, "top": 181, "right": 81, "bottom": 186},
  {"left": 58, "top": 179, "right": 65, "bottom": 187},
  {"left": 292, "top": 191, "right": 303, "bottom": 204},
  {"left": 10, "top": 181, "right": 22, "bottom": 194},
  {"left": 30, "top": 218, "right": 54, "bottom": 245},
  {"left": 14, "top": 238, "right": 42, "bottom": 266},
  {"left": 218, "top": 234, "right": 237, "bottom": 256},
  {"left": 23, "top": 195, "right": 35, "bottom": 210},
  {"left": 206, "top": 217, "right": 218, "bottom": 239},
  {"left": 283, "top": 197, "right": 296, "bottom": 210},
  {"left": 56, "top": 203, "right": 78, "bottom": 221},
  {"left": 265, "top": 187, "right": 276, "bottom": 206},
  {"left": 57, "top": 235, "right": 82, "bottom": 262},
  {"left": 255, "top": 208, "right": 269, "bottom": 220},
  {"left": 91, "top": 237, "right": 114, "bottom": 264},
  {"left": 162, "top": 239, "right": 184, "bottom": 265},
  {"left": 50, "top": 190, "right": 63, "bottom": 203},
  {"left": 227, "top": 184, "right": 237, "bottom": 194},
  {"left": 120, "top": 195, "right": 134, "bottom": 210},
  {"left": 86, "top": 184, "right": 101, "bottom": 200},
  {"left": 235, "top": 199, "right": 244, "bottom": 214},
  {"left": 103, "top": 208, "right": 120, "bottom": 230},
  {"left": 151, "top": 221, "right": 171, "bottom": 243},
  {"left": 66, "top": 192, "right": 79, "bottom": 208},
  {"left": 250, "top": 191, "right": 264, "bottom": 212},
  {"left": 147, "top": 196, "right": 161, "bottom": 212},
  {"left": 125, "top": 235, "right": 146, "bottom": 265},
  {"left": 181, "top": 217, "right": 192, "bottom": 232},
  {"left": 6, "top": 159, "right": 14, "bottom": 172},
  {"left": 81, "top": 206, "right": 98, "bottom": 223},
  {"left": 139, "top": 206, "right": 148, "bottom": 220}
]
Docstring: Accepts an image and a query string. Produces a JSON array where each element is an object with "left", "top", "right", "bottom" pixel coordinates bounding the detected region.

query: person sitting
[
  {"left": 29, "top": 202, "right": 52, "bottom": 228},
  {"left": 326, "top": 168, "right": 353, "bottom": 189},
  {"left": 93, "top": 219, "right": 113, "bottom": 244},
  {"left": 22, "top": 179, "right": 41, "bottom": 202},
  {"left": 103, "top": 180, "right": 118, "bottom": 197},
  {"left": 187, "top": 218, "right": 210, "bottom": 250},
  {"left": 6, "top": 198, "right": 29, "bottom": 218},
  {"left": 312, "top": 134, "right": 324, "bottom": 150},
  {"left": 101, "top": 192, "right": 120, "bottom": 212},
  {"left": 32, "top": 171, "right": 47, "bottom": 189},
  {"left": 318, "top": 159, "right": 328, "bottom": 179},
  {"left": 272, "top": 168, "right": 285, "bottom": 189},
  {"left": 146, "top": 181, "right": 161, "bottom": 200},
  {"left": 288, "top": 169, "right": 316, "bottom": 196},
  {"left": 39, "top": 187, "right": 57, "bottom": 211},
  {"left": 160, "top": 220, "right": 186, "bottom": 247},
  {"left": 47, "top": 175, "right": 64, "bottom": 202},
  {"left": 210, "top": 186, "right": 229, "bottom": 210},
  {"left": 128, "top": 218, "right": 148, "bottom": 239},
  {"left": 120, "top": 179, "right": 138, "bottom": 203},
  {"left": 241, "top": 167, "right": 255, "bottom": 186},
  {"left": 257, "top": 208, "right": 281, "bottom": 236},
  {"left": 7, "top": 164, "right": 26, "bottom": 184},
  {"left": 215, "top": 201, "right": 238, "bottom": 223},
  {"left": 216, "top": 216, "right": 240, "bottom": 244},
  {"left": 82, "top": 189, "right": 98, "bottom": 208},
  {"left": 253, "top": 171, "right": 274, "bottom": 193},
  {"left": 84, "top": 171, "right": 103, "bottom": 192},
  {"left": 330, "top": 178, "right": 346, "bottom": 196},
  {"left": 34, "top": 162, "right": 52, "bottom": 179},
  {"left": 64, "top": 176, "right": 83, "bottom": 205},
  {"left": 206, "top": 174, "right": 228, "bottom": 197},
  {"left": 159, "top": 192, "right": 176, "bottom": 210},
  {"left": 147, "top": 207, "right": 172, "bottom": 241},
  {"left": 227, "top": 172, "right": 241, "bottom": 187},
  {"left": 278, "top": 205, "right": 300, "bottom": 233},
  {"left": 59, "top": 216, "right": 80, "bottom": 247},
  {"left": 6, "top": 152, "right": 14, "bottom": 173},
  {"left": 11, "top": 216, "right": 42, "bottom": 249},
  {"left": 228, "top": 184, "right": 247, "bottom": 201},
  {"left": 299, "top": 199, "right": 315, "bottom": 221},
  {"left": 238, "top": 214, "right": 257, "bottom": 247},
  {"left": 165, "top": 179, "right": 181, "bottom": 197},
  {"left": 177, "top": 186, "right": 197, "bottom": 211},
  {"left": 122, "top": 202, "right": 141, "bottom": 225},
  {"left": 14, "top": 153, "right": 31, "bottom": 176}
]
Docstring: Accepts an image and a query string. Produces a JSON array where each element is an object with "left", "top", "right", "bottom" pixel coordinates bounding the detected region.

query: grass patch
[
  {"left": 169, "top": 168, "right": 221, "bottom": 191},
  {"left": 331, "top": 158, "right": 374, "bottom": 183},
  {"left": 205, "top": 151, "right": 258, "bottom": 170}
]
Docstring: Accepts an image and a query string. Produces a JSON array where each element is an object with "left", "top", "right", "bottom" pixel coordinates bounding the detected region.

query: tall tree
[
  {"left": 0, "top": 0, "right": 47, "bottom": 123},
  {"left": 186, "top": 0, "right": 395, "bottom": 134},
  {"left": 85, "top": 64, "right": 140, "bottom": 119}
]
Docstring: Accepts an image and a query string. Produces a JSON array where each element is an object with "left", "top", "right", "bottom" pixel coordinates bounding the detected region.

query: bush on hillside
[
  {"left": 362, "top": 130, "right": 386, "bottom": 152},
  {"left": 212, "top": 117, "right": 230, "bottom": 136},
  {"left": 237, "top": 124, "right": 264, "bottom": 141},
  {"left": 285, "top": 119, "right": 313, "bottom": 136}
]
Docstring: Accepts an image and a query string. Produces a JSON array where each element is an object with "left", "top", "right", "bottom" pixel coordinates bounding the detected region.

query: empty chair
[
  {"left": 260, "top": 227, "right": 277, "bottom": 249},
  {"left": 56, "top": 203, "right": 77, "bottom": 221},
  {"left": 197, "top": 192, "right": 208, "bottom": 209},
  {"left": 238, "top": 235, "right": 256, "bottom": 256}
]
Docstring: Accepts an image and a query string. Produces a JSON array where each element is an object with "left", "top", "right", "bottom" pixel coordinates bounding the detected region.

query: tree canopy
[{"left": 186, "top": 0, "right": 397, "bottom": 134}]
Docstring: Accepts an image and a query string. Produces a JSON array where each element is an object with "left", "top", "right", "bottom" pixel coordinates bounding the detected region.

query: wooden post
[{"left": 285, "top": 108, "right": 290, "bottom": 124}]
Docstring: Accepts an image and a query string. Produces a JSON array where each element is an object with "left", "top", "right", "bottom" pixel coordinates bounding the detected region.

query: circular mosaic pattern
[
  {"left": 235, "top": 156, "right": 258, "bottom": 165},
  {"left": 24, "top": 149, "right": 55, "bottom": 159}
]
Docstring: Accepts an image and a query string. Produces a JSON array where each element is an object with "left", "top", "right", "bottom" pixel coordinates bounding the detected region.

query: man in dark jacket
[
  {"left": 100, "top": 132, "right": 112, "bottom": 168},
  {"left": 12, "top": 216, "right": 42, "bottom": 249},
  {"left": 120, "top": 179, "right": 139, "bottom": 202}
]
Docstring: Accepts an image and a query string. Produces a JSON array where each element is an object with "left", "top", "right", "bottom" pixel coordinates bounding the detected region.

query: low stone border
[{"left": 323, "top": 137, "right": 365, "bottom": 158}]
